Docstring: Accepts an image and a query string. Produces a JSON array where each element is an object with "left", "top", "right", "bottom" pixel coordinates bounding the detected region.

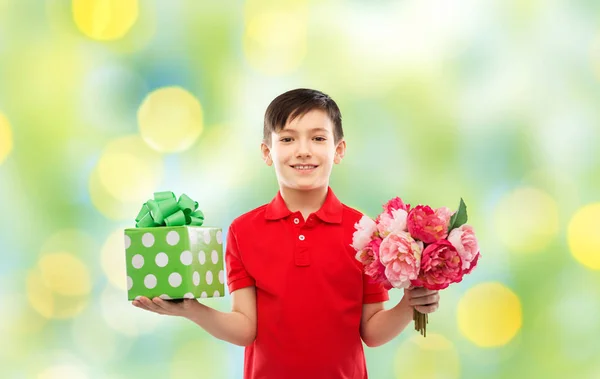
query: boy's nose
[{"left": 295, "top": 141, "right": 312, "bottom": 158}]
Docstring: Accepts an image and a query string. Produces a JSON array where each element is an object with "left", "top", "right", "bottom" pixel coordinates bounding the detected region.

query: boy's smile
[
  {"left": 290, "top": 164, "right": 318, "bottom": 174},
  {"left": 262, "top": 109, "right": 345, "bottom": 191}
]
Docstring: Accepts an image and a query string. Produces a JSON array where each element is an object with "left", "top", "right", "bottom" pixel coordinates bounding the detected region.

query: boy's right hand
[{"left": 132, "top": 296, "right": 199, "bottom": 318}]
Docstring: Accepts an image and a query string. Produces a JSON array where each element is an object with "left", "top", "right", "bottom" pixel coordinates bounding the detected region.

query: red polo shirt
[{"left": 225, "top": 187, "right": 389, "bottom": 379}]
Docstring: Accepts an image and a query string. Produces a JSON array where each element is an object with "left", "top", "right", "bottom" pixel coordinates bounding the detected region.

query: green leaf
[{"left": 448, "top": 198, "right": 468, "bottom": 233}]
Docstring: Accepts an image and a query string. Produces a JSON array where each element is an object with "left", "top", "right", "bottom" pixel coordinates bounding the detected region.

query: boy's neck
[{"left": 279, "top": 185, "right": 328, "bottom": 221}]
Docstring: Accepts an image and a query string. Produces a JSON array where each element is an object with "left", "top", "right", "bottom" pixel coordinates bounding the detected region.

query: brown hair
[{"left": 263, "top": 88, "right": 343, "bottom": 146}]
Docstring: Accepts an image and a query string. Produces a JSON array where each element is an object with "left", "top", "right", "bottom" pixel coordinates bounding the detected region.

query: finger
[
  {"left": 139, "top": 296, "right": 170, "bottom": 315},
  {"left": 409, "top": 293, "right": 440, "bottom": 306},
  {"left": 410, "top": 288, "right": 438, "bottom": 298},
  {"left": 132, "top": 299, "right": 151, "bottom": 311},
  {"left": 152, "top": 297, "right": 179, "bottom": 313},
  {"left": 415, "top": 303, "right": 439, "bottom": 314}
]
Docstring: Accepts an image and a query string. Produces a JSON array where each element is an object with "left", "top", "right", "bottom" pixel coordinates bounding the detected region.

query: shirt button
[
  {"left": 299, "top": 235, "right": 305, "bottom": 241},
  {"left": 293, "top": 218, "right": 300, "bottom": 224}
]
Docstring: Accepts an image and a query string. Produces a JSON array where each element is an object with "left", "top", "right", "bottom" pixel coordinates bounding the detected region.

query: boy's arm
[
  {"left": 359, "top": 297, "right": 413, "bottom": 348},
  {"left": 134, "top": 286, "right": 257, "bottom": 347},
  {"left": 360, "top": 288, "right": 440, "bottom": 347},
  {"left": 186, "top": 286, "right": 257, "bottom": 346}
]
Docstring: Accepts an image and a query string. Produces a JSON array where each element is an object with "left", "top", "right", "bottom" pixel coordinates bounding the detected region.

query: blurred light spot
[
  {"left": 90, "top": 135, "right": 163, "bottom": 218},
  {"left": 551, "top": 283, "right": 600, "bottom": 361},
  {"left": 568, "top": 203, "right": 600, "bottom": 270},
  {"left": 0, "top": 273, "right": 49, "bottom": 354},
  {"left": 71, "top": 306, "right": 131, "bottom": 364},
  {"left": 137, "top": 86, "right": 204, "bottom": 153},
  {"left": 26, "top": 268, "right": 54, "bottom": 319},
  {"left": 393, "top": 333, "right": 460, "bottom": 379},
  {"left": 37, "top": 364, "right": 90, "bottom": 379},
  {"left": 170, "top": 339, "right": 233, "bottom": 379},
  {"left": 89, "top": 167, "right": 136, "bottom": 220},
  {"left": 100, "top": 284, "right": 162, "bottom": 336},
  {"left": 0, "top": 112, "right": 13, "bottom": 164},
  {"left": 243, "top": 5, "right": 307, "bottom": 75},
  {"left": 40, "top": 229, "right": 98, "bottom": 263},
  {"left": 39, "top": 253, "right": 92, "bottom": 296},
  {"left": 72, "top": 0, "right": 139, "bottom": 41},
  {"left": 592, "top": 34, "right": 600, "bottom": 82},
  {"left": 101, "top": 229, "right": 128, "bottom": 291},
  {"left": 192, "top": 125, "right": 249, "bottom": 187},
  {"left": 494, "top": 187, "right": 559, "bottom": 253},
  {"left": 80, "top": 64, "right": 148, "bottom": 133},
  {"left": 12, "top": 40, "right": 90, "bottom": 108},
  {"left": 1, "top": 293, "right": 48, "bottom": 336},
  {"left": 457, "top": 282, "right": 522, "bottom": 347},
  {"left": 27, "top": 267, "right": 89, "bottom": 319}
]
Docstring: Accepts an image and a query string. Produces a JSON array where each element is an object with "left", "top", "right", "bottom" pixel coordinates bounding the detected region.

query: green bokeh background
[{"left": 1, "top": 0, "right": 599, "bottom": 378}]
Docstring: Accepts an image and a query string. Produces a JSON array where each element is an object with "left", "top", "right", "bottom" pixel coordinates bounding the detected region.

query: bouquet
[{"left": 352, "top": 197, "right": 480, "bottom": 337}]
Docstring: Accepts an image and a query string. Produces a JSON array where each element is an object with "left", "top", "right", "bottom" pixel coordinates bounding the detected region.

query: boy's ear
[
  {"left": 261, "top": 142, "right": 272, "bottom": 166},
  {"left": 334, "top": 139, "right": 346, "bottom": 164}
]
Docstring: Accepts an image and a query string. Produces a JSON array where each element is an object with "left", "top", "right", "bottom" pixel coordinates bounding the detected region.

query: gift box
[{"left": 124, "top": 192, "right": 225, "bottom": 301}]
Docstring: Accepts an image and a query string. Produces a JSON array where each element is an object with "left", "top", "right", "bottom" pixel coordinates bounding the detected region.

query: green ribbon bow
[{"left": 135, "top": 191, "right": 205, "bottom": 228}]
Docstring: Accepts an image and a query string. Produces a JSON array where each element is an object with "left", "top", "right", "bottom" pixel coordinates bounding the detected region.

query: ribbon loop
[{"left": 135, "top": 191, "right": 205, "bottom": 228}]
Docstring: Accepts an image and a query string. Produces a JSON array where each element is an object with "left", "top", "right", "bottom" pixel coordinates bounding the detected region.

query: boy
[{"left": 133, "top": 88, "right": 441, "bottom": 378}]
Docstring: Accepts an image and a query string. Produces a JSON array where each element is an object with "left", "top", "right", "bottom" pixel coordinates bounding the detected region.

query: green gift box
[{"left": 124, "top": 191, "right": 225, "bottom": 301}]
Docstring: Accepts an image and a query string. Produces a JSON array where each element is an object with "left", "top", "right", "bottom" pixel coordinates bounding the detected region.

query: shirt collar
[{"left": 264, "top": 187, "right": 343, "bottom": 224}]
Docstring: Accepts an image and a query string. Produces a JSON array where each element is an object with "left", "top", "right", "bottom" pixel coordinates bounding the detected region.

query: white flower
[
  {"left": 351, "top": 215, "right": 377, "bottom": 251},
  {"left": 377, "top": 209, "right": 408, "bottom": 237}
]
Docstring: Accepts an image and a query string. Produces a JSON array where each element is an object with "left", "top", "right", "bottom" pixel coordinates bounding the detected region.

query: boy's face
[{"left": 261, "top": 109, "right": 346, "bottom": 192}]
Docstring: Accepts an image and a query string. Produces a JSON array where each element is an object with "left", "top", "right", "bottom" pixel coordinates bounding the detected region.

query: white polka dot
[
  {"left": 213, "top": 290, "right": 220, "bottom": 297},
  {"left": 203, "top": 230, "right": 211, "bottom": 244},
  {"left": 169, "top": 272, "right": 182, "bottom": 287},
  {"left": 159, "top": 294, "right": 172, "bottom": 300},
  {"left": 193, "top": 271, "right": 200, "bottom": 286},
  {"left": 127, "top": 276, "right": 133, "bottom": 290},
  {"left": 142, "top": 233, "right": 155, "bottom": 247},
  {"left": 166, "top": 230, "right": 180, "bottom": 246},
  {"left": 155, "top": 252, "right": 168, "bottom": 267},
  {"left": 132, "top": 254, "right": 144, "bottom": 269},
  {"left": 200, "top": 291, "right": 207, "bottom": 298},
  {"left": 216, "top": 230, "right": 222, "bottom": 244},
  {"left": 184, "top": 292, "right": 195, "bottom": 299},
  {"left": 180, "top": 250, "right": 193, "bottom": 265},
  {"left": 211, "top": 250, "right": 219, "bottom": 264},
  {"left": 124, "top": 235, "right": 131, "bottom": 249},
  {"left": 198, "top": 250, "right": 206, "bottom": 265},
  {"left": 206, "top": 271, "right": 213, "bottom": 285},
  {"left": 218, "top": 270, "right": 224, "bottom": 284},
  {"left": 144, "top": 274, "right": 157, "bottom": 289}
]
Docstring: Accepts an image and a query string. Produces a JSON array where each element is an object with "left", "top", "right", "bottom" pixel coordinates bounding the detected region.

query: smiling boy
[{"left": 133, "top": 88, "right": 440, "bottom": 378}]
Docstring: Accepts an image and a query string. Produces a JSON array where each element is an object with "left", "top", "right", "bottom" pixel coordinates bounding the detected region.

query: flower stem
[{"left": 413, "top": 309, "right": 427, "bottom": 337}]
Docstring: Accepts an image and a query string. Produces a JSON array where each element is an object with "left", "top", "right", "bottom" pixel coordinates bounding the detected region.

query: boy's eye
[
  {"left": 280, "top": 137, "right": 293, "bottom": 143},
  {"left": 314, "top": 137, "right": 327, "bottom": 142}
]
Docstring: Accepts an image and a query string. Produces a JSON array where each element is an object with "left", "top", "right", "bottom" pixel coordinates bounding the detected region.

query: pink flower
[
  {"left": 352, "top": 215, "right": 377, "bottom": 251},
  {"left": 407, "top": 205, "right": 453, "bottom": 244},
  {"left": 376, "top": 208, "right": 408, "bottom": 237},
  {"left": 382, "top": 197, "right": 411, "bottom": 216},
  {"left": 447, "top": 224, "right": 479, "bottom": 273},
  {"left": 360, "top": 238, "right": 392, "bottom": 289},
  {"left": 379, "top": 231, "right": 423, "bottom": 289},
  {"left": 464, "top": 252, "right": 480, "bottom": 275},
  {"left": 411, "top": 239, "right": 463, "bottom": 290}
]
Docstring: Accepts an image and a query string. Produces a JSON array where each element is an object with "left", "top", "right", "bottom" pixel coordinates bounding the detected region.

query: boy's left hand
[{"left": 404, "top": 287, "right": 440, "bottom": 314}]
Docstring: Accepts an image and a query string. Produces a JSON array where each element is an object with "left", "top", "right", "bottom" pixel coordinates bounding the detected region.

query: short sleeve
[
  {"left": 225, "top": 223, "right": 256, "bottom": 293},
  {"left": 362, "top": 272, "right": 389, "bottom": 304}
]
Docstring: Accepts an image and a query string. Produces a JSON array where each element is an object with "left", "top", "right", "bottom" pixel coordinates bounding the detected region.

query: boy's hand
[
  {"left": 404, "top": 287, "right": 440, "bottom": 314},
  {"left": 133, "top": 296, "right": 199, "bottom": 318}
]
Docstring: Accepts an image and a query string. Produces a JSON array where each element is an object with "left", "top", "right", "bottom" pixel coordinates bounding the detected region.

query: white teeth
[{"left": 294, "top": 165, "right": 316, "bottom": 170}]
